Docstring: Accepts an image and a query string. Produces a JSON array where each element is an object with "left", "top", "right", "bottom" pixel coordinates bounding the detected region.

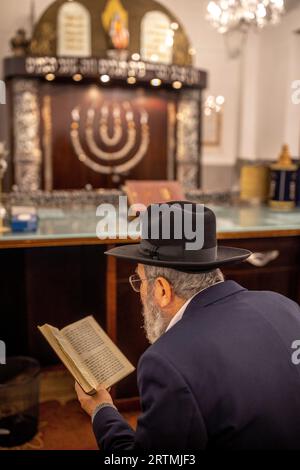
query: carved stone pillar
[
  {"left": 176, "top": 90, "right": 201, "bottom": 191},
  {"left": 13, "top": 80, "right": 42, "bottom": 191}
]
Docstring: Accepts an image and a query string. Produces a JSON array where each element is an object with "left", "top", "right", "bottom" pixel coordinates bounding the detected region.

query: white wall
[
  {"left": 159, "top": 0, "right": 241, "bottom": 166},
  {"left": 165, "top": 0, "right": 300, "bottom": 163},
  {"left": 257, "top": 6, "right": 300, "bottom": 160}
]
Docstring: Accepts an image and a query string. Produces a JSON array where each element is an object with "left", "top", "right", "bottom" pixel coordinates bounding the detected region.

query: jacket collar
[{"left": 185, "top": 280, "right": 247, "bottom": 313}]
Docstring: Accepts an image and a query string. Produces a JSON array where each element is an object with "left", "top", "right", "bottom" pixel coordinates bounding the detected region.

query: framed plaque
[
  {"left": 141, "top": 11, "right": 174, "bottom": 65},
  {"left": 57, "top": 1, "right": 91, "bottom": 57}
]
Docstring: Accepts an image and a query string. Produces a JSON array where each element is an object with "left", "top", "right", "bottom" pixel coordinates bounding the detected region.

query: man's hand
[{"left": 75, "top": 382, "right": 114, "bottom": 417}]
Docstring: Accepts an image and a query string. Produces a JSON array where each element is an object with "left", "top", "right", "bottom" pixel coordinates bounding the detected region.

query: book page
[
  {"left": 38, "top": 324, "right": 95, "bottom": 394},
  {"left": 61, "top": 316, "right": 135, "bottom": 389}
]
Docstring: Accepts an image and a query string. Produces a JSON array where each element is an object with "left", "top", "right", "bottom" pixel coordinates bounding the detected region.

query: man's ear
[{"left": 153, "top": 277, "right": 172, "bottom": 308}]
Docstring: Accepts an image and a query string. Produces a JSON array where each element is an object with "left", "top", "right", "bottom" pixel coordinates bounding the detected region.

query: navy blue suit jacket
[{"left": 93, "top": 281, "right": 300, "bottom": 450}]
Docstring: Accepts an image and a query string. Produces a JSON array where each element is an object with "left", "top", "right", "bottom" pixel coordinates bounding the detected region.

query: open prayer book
[{"left": 38, "top": 316, "right": 135, "bottom": 395}]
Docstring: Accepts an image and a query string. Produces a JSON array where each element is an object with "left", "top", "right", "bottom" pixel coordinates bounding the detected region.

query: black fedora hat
[{"left": 105, "top": 201, "right": 251, "bottom": 272}]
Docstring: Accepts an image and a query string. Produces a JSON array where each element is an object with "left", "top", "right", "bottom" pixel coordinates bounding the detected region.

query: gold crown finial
[
  {"left": 271, "top": 143, "right": 297, "bottom": 171},
  {"left": 278, "top": 144, "right": 292, "bottom": 167}
]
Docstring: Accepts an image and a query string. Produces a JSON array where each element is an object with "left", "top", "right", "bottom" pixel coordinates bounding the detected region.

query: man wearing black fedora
[{"left": 76, "top": 202, "right": 300, "bottom": 450}]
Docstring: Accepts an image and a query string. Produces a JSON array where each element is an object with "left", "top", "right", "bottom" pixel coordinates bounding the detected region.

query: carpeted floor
[{"left": 0, "top": 368, "right": 139, "bottom": 451}]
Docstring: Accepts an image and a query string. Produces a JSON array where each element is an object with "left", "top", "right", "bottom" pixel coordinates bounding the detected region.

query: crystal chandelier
[
  {"left": 207, "top": 0, "right": 285, "bottom": 34},
  {"left": 204, "top": 95, "right": 225, "bottom": 116}
]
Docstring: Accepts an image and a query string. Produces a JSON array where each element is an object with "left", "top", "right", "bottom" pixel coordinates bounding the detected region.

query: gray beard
[{"left": 142, "top": 294, "right": 170, "bottom": 344}]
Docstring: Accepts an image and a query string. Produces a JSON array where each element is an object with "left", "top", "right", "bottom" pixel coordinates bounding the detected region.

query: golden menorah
[{"left": 71, "top": 101, "right": 150, "bottom": 180}]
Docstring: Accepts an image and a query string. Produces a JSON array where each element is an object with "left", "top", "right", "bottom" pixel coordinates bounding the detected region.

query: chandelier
[{"left": 207, "top": 0, "right": 285, "bottom": 34}]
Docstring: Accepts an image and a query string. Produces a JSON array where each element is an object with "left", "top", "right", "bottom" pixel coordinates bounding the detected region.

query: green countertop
[
  {"left": 1, "top": 205, "right": 300, "bottom": 248},
  {"left": 211, "top": 205, "right": 300, "bottom": 235}
]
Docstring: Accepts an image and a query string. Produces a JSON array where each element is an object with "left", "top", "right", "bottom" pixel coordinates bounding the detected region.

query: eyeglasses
[
  {"left": 129, "top": 273, "right": 157, "bottom": 293},
  {"left": 129, "top": 274, "right": 147, "bottom": 293}
]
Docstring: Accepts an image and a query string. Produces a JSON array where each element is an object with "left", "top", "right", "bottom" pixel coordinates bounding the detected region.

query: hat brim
[{"left": 105, "top": 244, "right": 251, "bottom": 272}]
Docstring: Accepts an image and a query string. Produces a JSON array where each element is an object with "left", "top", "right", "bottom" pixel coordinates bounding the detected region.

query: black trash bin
[{"left": 0, "top": 357, "right": 40, "bottom": 448}]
